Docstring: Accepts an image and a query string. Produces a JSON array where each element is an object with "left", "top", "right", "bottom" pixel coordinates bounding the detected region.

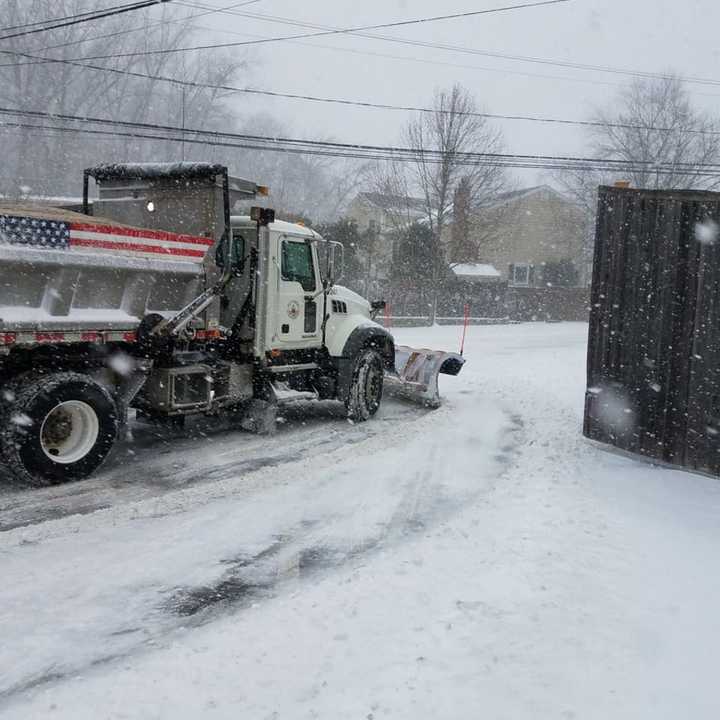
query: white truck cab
[{"left": 227, "top": 216, "right": 377, "bottom": 364}]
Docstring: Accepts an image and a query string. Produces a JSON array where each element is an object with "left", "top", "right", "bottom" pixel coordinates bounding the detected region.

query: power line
[
  {"left": 2, "top": 4, "right": 118, "bottom": 33},
  {"left": 177, "top": 23, "right": 631, "bottom": 91},
  {"left": 0, "top": 3, "right": 629, "bottom": 92},
  {"left": 0, "top": 24, "right": 633, "bottom": 95},
  {"left": 5, "top": 120, "right": 718, "bottom": 179},
  {"left": 105, "top": 71, "right": 720, "bottom": 136},
  {"left": 176, "top": 1, "right": 720, "bottom": 91},
  {"left": 0, "top": 2, "right": 158, "bottom": 33},
  {"left": 35, "top": 0, "right": 263, "bottom": 54},
  {"left": 2, "top": 107, "right": 718, "bottom": 176},
  {"left": 0, "top": 0, "right": 708, "bottom": 97},
  {"left": 0, "top": 1, "right": 174, "bottom": 42},
  {"left": 0, "top": 16, "right": 714, "bottom": 139},
  {"left": 1, "top": 43, "right": 713, "bottom": 139},
  {"left": 4, "top": 0, "right": 720, "bottom": 93},
  {"left": 0, "top": 0, "right": 572, "bottom": 63}
]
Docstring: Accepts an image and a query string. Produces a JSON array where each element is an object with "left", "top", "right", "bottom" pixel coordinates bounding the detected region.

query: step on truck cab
[{"left": 0, "top": 163, "right": 397, "bottom": 485}]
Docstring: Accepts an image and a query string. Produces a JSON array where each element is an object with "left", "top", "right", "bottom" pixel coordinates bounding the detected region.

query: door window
[
  {"left": 215, "top": 228, "right": 249, "bottom": 271},
  {"left": 281, "top": 240, "right": 316, "bottom": 292}
]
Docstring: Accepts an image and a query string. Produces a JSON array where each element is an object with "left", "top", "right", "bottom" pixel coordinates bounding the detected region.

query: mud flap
[
  {"left": 384, "top": 345, "right": 465, "bottom": 409},
  {"left": 240, "top": 399, "right": 278, "bottom": 435}
]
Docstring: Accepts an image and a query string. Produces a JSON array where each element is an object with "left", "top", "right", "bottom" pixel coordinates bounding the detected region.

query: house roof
[
  {"left": 357, "top": 192, "right": 426, "bottom": 213},
  {"left": 481, "top": 184, "right": 573, "bottom": 210},
  {"left": 451, "top": 263, "right": 502, "bottom": 280}
]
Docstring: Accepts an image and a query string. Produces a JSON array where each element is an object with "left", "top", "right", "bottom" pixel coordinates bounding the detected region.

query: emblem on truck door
[{"left": 287, "top": 301, "right": 300, "bottom": 319}]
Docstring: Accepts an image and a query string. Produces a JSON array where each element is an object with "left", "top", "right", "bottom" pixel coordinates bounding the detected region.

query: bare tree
[
  {"left": 0, "top": 1, "right": 247, "bottom": 197},
  {"left": 557, "top": 75, "right": 720, "bottom": 208},
  {"left": 591, "top": 76, "right": 720, "bottom": 191},
  {"left": 554, "top": 76, "right": 720, "bottom": 279},
  {"left": 375, "top": 84, "right": 508, "bottom": 321}
]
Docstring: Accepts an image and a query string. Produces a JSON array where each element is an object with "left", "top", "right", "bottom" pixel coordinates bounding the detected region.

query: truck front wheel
[
  {"left": 0, "top": 372, "right": 119, "bottom": 486},
  {"left": 346, "top": 348, "right": 384, "bottom": 421}
]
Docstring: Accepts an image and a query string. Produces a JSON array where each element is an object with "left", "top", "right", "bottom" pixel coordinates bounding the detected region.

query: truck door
[{"left": 274, "top": 235, "right": 323, "bottom": 348}]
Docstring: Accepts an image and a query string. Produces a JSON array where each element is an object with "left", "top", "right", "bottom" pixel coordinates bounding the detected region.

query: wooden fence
[{"left": 585, "top": 185, "right": 720, "bottom": 476}]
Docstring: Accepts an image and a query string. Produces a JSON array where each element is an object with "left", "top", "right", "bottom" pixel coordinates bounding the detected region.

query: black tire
[
  {"left": 0, "top": 372, "right": 119, "bottom": 486},
  {"left": 345, "top": 348, "right": 384, "bottom": 422}
]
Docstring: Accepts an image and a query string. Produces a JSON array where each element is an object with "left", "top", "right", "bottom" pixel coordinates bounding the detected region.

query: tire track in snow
[
  {"left": 0, "top": 399, "right": 426, "bottom": 532},
  {"left": 0, "top": 394, "right": 516, "bottom": 708}
]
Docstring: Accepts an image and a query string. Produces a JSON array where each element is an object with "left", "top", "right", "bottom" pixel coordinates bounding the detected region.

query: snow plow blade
[{"left": 384, "top": 345, "right": 465, "bottom": 409}]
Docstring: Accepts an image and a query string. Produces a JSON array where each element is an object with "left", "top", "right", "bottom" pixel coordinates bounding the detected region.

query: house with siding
[{"left": 472, "top": 185, "right": 590, "bottom": 288}]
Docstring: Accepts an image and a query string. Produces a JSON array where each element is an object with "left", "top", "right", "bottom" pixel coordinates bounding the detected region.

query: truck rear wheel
[
  {"left": 0, "top": 372, "right": 119, "bottom": 486},
  {"left": 346, "top": 348, "right": 384, "bottom": 421}
]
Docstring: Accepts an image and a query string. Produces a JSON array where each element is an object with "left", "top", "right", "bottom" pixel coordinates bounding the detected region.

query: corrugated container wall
[{"left": 585, "top": 185, "right": 720, "bottom": 475}]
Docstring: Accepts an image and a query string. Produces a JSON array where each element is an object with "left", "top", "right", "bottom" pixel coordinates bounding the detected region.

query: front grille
[{"left": 304, "top": 299, "right": 317, "bottom": 333}]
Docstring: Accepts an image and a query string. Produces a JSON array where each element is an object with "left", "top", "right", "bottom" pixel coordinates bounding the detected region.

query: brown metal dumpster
[{"left": 585, "top": 185, "right": 720, "bottom": 475}]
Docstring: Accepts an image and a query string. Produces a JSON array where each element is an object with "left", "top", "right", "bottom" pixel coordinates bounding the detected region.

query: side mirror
[
  {"left": 215, "top": 233, "right": 227, "bottom": 269},
  {"left": 370, "top": 300, "right": 386, "bottom": 320},
  {"left": 216, "top": 231, "right": 245, "bottom": 275},
  {"left": 326, "top": 241, "right": 344, "bottom": 286}
]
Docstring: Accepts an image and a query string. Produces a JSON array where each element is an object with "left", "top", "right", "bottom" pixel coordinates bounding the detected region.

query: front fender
[{"left": 335, "top": 325, "right": 395, "bottom": 402}]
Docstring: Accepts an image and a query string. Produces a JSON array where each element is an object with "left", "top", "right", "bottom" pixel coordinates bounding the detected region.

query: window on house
[{"left": 511, "top": 263, "right": 531, "bottom": 286}]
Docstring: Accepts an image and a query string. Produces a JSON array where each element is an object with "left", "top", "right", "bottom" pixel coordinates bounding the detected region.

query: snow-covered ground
[{"left": 1, "top": 322, "right": 720, "bottom": 719}]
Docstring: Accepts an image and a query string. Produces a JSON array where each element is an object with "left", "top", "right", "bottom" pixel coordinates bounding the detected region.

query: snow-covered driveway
[{"left": 1, "top": 322, "right": 719, "bottom": 719}]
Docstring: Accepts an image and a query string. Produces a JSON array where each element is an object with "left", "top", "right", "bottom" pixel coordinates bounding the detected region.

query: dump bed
[
  {"left": 0, "top": 203, "right": 210, "bottom": 340},
  {"left": 0, "top": 162, "right": 262, "bottom": 347}
]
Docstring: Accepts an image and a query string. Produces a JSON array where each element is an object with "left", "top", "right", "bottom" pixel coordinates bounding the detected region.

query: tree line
[{"left": 0, "top": 0, "right": 355, "bottom": 221}]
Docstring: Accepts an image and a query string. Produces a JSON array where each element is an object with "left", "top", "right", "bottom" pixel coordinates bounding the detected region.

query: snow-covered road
[{"left": 1, "top": 322, "right": 720, "bottom": 719}]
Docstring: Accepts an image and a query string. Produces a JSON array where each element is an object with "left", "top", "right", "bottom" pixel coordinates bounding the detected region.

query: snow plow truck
[{"left": 0, "top": 163, "right": 463, "bottom": 486}]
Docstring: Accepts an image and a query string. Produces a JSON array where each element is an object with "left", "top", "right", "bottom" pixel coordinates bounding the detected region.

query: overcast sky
[{"left": 196, "top": 0, "right": 720, "bottom": 186}]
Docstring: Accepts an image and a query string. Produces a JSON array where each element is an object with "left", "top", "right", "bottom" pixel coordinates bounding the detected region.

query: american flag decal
[
  {"left": 0, "top": 214, "right": 213, "bottom": 262},
  {"left": 0, "top": 215, "right": 70, "bottom": 249}
]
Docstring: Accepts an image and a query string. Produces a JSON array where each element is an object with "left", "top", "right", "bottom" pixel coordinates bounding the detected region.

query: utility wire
[
  {"left": 2, "top": 106, "right": 718, "bottom": 174},
  {"left": 181, "top": 1, "right": 720, "bottom": 90},
  {"left": 1, "top": 1, "right": 153, "bottom": 33},
  {"left": 0, "top": 0, "right": 173, "bottom": 41},
  {"left": 4, "top": 120, "right": 718, "bottom": 179},
  {"left": 0, "top": 15, "right": 714, "bottom": 139},
  {"left": 0, "top": 24, "right": 634, "bottom": 94},
  {"left": 2, "top": 4, "right": 119, "bottom": 33},
  {"left": 0, "top": 5, "right": 714, "bottom": 144},
  {"left": 0, "top": 44, "right": 714, "bottom": 139},
  {"left": 0, "top": 4, "right": 631, "bottom": 92},
  {"left": 1, "top": 0, "right": 707, "bottom": 95},
  {"left": 0, "top": 0, "right": 572, "bottom": 63},
  {"left": 4, "top": 0, "right": 720, "bottom": 92},
  {"left": 35, "top": 0, "right": 262, "bottom": 53}
]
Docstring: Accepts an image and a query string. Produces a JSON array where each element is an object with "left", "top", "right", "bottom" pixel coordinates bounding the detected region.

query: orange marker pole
[{"left": 460, "top": 303, "right": 470, "bottom": 356}]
